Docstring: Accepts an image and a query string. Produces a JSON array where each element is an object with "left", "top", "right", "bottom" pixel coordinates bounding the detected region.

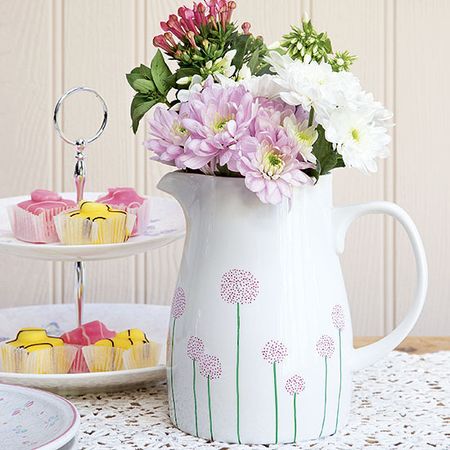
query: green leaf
[
  {"left": 312, "top": 125, "right": 339, "bottom": 175},
  {"left": 132, "top": 79, "right": 156, "bottom": 93},
  {"left": 130, "top": 94, "right": 158, "bottom": 133},
  {"left": 151, "top": 50, "right": 173, "bottom": 95},
  {"left": 247, "top": 49, "right": 260, "bottom": 74},
  {"left": 231, "top": 34, "right": 250, "bottom": 70},
  {"left": 140, "top": 63, "right": 153, "bottom": 79}
]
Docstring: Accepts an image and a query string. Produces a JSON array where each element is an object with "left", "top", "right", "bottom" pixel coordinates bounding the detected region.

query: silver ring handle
[{"left": 53, "top": 86, "right": 108, "bottom": 146}]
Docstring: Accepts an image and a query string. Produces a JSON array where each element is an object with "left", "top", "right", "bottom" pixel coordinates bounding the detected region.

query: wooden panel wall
[{"left": 0, "top": 0, "right": 448, "bottom": 335}]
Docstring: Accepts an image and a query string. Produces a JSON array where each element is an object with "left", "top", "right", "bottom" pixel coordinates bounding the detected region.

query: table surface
[
  {"left": 354, "top": 336, "right": 450, "bottom": 353},
  {"left": 70, "top": 337, "right": 449, "bottom": 450}
]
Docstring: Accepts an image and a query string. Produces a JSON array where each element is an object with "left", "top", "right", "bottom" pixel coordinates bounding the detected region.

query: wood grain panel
[
  {"left": 394, "top": 0, "right": 450, "bottom": 335},
  {"left": 311, "top": 0, "right": 388, "bottom": 335},
  {"left": 0, "top": 0, "right": 54, "bottom": 306}
]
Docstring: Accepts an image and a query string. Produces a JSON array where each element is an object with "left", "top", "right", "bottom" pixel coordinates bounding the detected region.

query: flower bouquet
[{"left": 127, "top": 0, "right": 391, "bottom": 205}]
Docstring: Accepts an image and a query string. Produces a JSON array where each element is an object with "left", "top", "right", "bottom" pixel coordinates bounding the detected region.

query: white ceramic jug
[{"left": 158, "top": 171, "right": 427, "bottom": 445}]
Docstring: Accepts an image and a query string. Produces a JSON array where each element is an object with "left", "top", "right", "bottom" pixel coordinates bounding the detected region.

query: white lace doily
[{"left": 71, "top": 351, "right": 449, "bottom": 450}]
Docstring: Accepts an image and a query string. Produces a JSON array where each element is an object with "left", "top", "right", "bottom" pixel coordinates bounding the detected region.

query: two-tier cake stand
[{"left": 0, "top": 87, "right": 185, "bottom": 394}]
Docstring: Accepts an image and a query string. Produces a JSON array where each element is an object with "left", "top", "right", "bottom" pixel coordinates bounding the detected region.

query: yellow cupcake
[
  {"left": 0, "top": 328, "right": 75, "bottom": 374},
  {"left": 82, "top": 328, "right": 161, "bottom": 372},
  {"left": 54, "top": 201, "right": 136, "bottom": 245}
]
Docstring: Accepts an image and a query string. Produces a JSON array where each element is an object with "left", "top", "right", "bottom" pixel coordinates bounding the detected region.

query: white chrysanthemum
[
  {"left": 243, "top": 74, "right": 283, "bottom": 99},
  {"left": 324, "top": 109, "right": 390, "bottom": 173},
  {"left": 266, "top": 51, "right": 338, "bottom": 119}
]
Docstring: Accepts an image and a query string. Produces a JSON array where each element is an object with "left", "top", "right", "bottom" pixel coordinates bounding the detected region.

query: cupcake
[
  {"left": 61, "top": 320, "right": 116, "bottom": 373},
  {"left": 97, "top": 187, "right": 149, "bottom": 236},
  {"left": 8, "top": 189, "right": 76, "bottom": 243},
  {"left": 82, "top": 328, "right": 161, "bottom": 372},
  {"left": 54, "top": 201, "right": 136, "bottom": 245},
  {"left": 0, "top": 328, "right": 76, "bottom": 374}
]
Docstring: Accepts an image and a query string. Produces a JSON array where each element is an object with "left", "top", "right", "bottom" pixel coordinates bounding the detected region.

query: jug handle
[{"left": 333, "top": 201, "right": 428, "bottom": 371}]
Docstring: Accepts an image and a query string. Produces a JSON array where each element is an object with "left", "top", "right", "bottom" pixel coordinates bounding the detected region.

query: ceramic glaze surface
[
  {"left": 0, "top": 384, "right": 80, "bottom": 450},
  {"left": 159, "top": 172, "right": 427, "bottom": 445}
]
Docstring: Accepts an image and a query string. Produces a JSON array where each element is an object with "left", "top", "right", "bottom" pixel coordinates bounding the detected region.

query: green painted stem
[
  {"left": 334, "top": 330, "right": 343, "bottom": 434},
  {"left": 293, "top": 393, "right": 298, "bottom": 443},
  {"left": 319, "top": 357, "right": 328, "bottom": 438},
  {"left": 193, "top": 359, "right": 199, "bottom": 436},
  {"left": 236, "top": 303, "right": 241, "bottom": 444},
  {"left": 170, "top": 319, "right": 178, "bottom": 426},
  {"left": 273, "top": 362, "right": 279, "bottom": 444},
  {"left": 207, "top": 376, "right": 214, "bottom": 441}
]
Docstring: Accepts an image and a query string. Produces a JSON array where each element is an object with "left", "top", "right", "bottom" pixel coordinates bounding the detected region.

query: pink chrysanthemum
[
  {"left": 262, "top": 340, "right": 288, "bottom": 364},
  {"left": 331, "top": 304, "right": 345, "bottom": 330},
  {"left": 237, "top": 104, "right": 313, "bottom": 204},
  {"left": 220, "top": 269, "right": 259, "bottom": 304},
  {"left": 146, "top": 105, "right": 190, "bottom": 168},
  {"left": 285, "top": 374, "right": 306, "bottom": 395},
  {"left": 187, "top": 336, "right": 205, "bottom": 360},
  {"left": 170, "top": 287, "right": 186, "bottom": 319},
  {"left": 199, "top": 353, "right": 223, "bottom": 380},
  {"left": 181, "top": 82, "right": 257, "bottom": 171},
  {"left": 316, "top": 335, "right": 335, "bottom": 358}
]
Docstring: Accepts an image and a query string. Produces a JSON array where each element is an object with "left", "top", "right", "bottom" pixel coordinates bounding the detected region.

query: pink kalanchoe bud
[
  {"left": 178, "top": 6, "right": 198, "bottom": 34},
  {"left": 166, "top": 14, "right": 185, "bottom": 40},
  {"left": 186, "top": 31, "right": 197, "bottom": 48},
  {"left": 208, "top": 15, "right": 218, "bottom": 30},
  {"left": 164, "top": 32, "right": 177, "bottom": 48},
  {"left": 153, "top": 35, "right": 173, "bottom": 54},
  {"left": 227, "top": 1, "right": 236, "bottom": 22},
  {"left": 194, "top": 2, "right": 207, "bottom": 26},
  {"left": 241, "top": 22, "right": 251, "bottom": 35}
]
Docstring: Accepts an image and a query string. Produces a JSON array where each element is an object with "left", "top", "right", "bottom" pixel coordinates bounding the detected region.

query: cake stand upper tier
[{"left": 0, "top": 192, "right": 185, "bottom": 261}]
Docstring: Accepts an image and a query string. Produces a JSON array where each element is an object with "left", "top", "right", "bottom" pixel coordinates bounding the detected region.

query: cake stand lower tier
[{"left": 0, "top": 304, "right": 170, "bottom": 395}]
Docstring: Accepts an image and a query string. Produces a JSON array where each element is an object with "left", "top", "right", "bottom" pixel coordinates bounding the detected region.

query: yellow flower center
[
  {"left": 262, "top": 150, "right": 285, "bottom": 178},
  {"left": 172, "top": 122, "right": 188, "bottom": 137},
  {"left": 351, "top": 128, "right": 360, "bottom": 142},
  {"left": 212, "top": 113, "right": 234, "bottom": 133}
]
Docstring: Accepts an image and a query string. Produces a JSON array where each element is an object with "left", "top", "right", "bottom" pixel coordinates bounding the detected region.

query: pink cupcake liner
[{"left": 8, "top": 205, "right": 74, "bottom": 244}]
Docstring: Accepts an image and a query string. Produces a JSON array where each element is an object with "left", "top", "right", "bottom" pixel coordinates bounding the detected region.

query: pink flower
[
  {"left": 331, "top": 305, "right": 345, "bottom": 330},
  {"left": 238, "top": 127, "right": 313, "bottom": 204},
  {"left": 285, "top": 375, "right": 305, "bottom": 395},
  {"left": 262, "top": 340, "right": 288, "bottom": 364},
  {"left": 199, "top": 353, "right": 223, "bottom": 380},
  {"left": 220, "top": 269, "right": 259, "bottom": 304},
  {"left": 146, "top": 106, "right": 189, "bottom": 168},
  {"left": 181, "top": 82, "right": 257, "bottom": 171},
  {"left": 171, "top": 287, "right": 186, "bottom": 319},
  {"left": 187, "top": 336, "right": 205, "bottom": 360},
  {"left": 316, "top": 335, "right": 335, "bottom": 358}
]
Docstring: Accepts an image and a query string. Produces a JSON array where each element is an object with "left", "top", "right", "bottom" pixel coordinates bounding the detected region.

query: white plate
[
  {"left": 0, "top": 383, "right": 80, "bottom": 450},
  {"left": 0, "top": 304, "right": 170, "bottom": 395},
  {"left": 0, "top": 193, "right": 185, "bottom": 261}
]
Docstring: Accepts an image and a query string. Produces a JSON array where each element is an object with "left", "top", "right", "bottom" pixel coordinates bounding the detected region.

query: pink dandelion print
[
  {"left": 316, "top": 334, "right": 335, "bottom": 359},
  {"left": 169, "top": 286, "right": 187, "bottom": 427},
  {"left": 331, "top": 304, "right": 345, "bottom": 330},
  {"left": 187, "top": 336, "right": 204, "bottom": 436},
  {"left": 187, "top": 336, "right": 205, "bottom": 361},
  {"left": 262, "top": 340, "right": 288, "bottom": 444},
  {"left": 220, "top": 269, "right": 260, "bottom": 304},
  {"left": 285, "top": 374, "right": 306, "bottom": 443},
  {"left": 220, "top": 268, "right": 260, "bottom": 444},
  {"left": 262, "top": 340, "right": 288, "bottom": 364},
  {"left": 331, "top": 304, "right": 345, "bottom": 434},
  {"left": 199, "top": 353, "right": 223, "bottom": 441},
  {"left": 316, "top": 334, "right": 335, "bottom": 438},
  {"left": 171, "top": 287, "right": 186, "bottom": 319}
]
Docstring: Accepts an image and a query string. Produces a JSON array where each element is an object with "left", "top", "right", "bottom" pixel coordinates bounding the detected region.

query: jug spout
[{"left": 157, "top": 171, "right": 198, "bottom": 210}]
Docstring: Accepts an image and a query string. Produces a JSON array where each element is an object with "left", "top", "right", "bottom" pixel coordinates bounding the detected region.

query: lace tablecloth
[{"left": 71, "top": 351, "right": 449, "bottom": 450}]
